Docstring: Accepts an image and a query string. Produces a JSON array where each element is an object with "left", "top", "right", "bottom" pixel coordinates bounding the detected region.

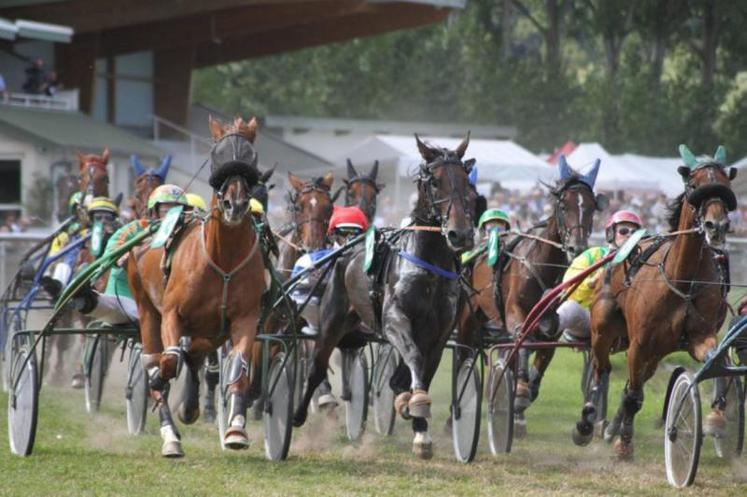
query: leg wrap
[
  {"left": 622, "top": 388, "right": 644, "bottom": 415},
  {"left": 226, "top": 352, "right": 248, "bottom": 387}
]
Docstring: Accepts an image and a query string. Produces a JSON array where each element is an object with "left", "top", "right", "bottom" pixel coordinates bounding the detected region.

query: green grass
[{"left": 0, "top": 348, "right": 744, "bottom": 497}]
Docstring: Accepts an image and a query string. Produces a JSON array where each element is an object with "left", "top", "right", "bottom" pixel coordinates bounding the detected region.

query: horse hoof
[
  {"left": 395, "top": 392, "right": 412, "bottom": 420},
  {"left": 514, "top": 381, "right": 531, "bottom": 411},
  {"left": 408, "top": 390, "right": 432, "bottom": 419},
  {"left": 514, "top": 414, "right": 527, "bottom": 439},
  {"left": 412, "top": 432, "right": 433, "bottom": 460},
  {"left": 71, "top": 373, "right": 84, "bottom": 390},
  {"left": 223, "top": 428, "right": 250, "bottom": 450},
  {"left": 572, "top": 423, "right": 593, "bottom": 447},
  {"left": 317, "top": 393, "right": 339, "bottom": 409},
  {"left": 162, "top": 440, "right": 184, "bottom": 458},
  {"left": 704, "top": 409, "right": 727, "bottom": 438},
  {"left": 203, "top": 406, "right": 216, "bottom": 424},
  {"left": 177, "top": 405, "right": 200, "bottom": 425},
  {"left": 292, "top": 410, "right": 308, "bottom": 428},
  {"left": 613, "top": 438, "right": 634, "bottom": 461},
  {"left": 603, "top": 423, "right": 618, "bottom": 444}
]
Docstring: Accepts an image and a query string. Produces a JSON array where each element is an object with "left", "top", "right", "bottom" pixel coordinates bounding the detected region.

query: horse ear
[
  {"left": 677, "top": 166, "right": 691, "bottom": 180},
  {"left": 260, "top": 163, "right": 277, "bottom": 183},
  {"left": 246, "top": 117, "right": 258, "bottom": 143},
  {"left": 156, "top": 155, "right": 172, "bottom": 180},
  {"left": 558, "top": 155, "right": 573, "bottom": 181},
  {"left": 101, "top": 148, "right": 110, "bottom": 164},
  {"left": 346, "top": 159, "right": 358, "bottom": 180},
  {"left": 208, "top": 115, "right": 223, "bottom": 141},
  {"left": 714, "top": 145, "right": 727, "bottom": 165},
  {"left": 331, "top": 186, "right": 344, "bottom": 203},
  {"left": 729, "top": 167, "right": 738, "bottom": 180},
  {"left": 322, "top": 171, "right": 334, "bottom": 190},
  {"left": 456, "top": 131, "right": 470, "bottom": 159},
  {"left": 595, "top": 193, "right": 609, "bottom": 211},
  {"left": 113, "top": 192, "right": 124, "bottom": 207},
  {"left": 678, "top": 144, "right": 698, "bottom": 169},
  {"left": 130, "top": 154, "right": 146, "bottom": 177},
  {"left": 583, "top": 158, "right": 601, "bottom": 188},
  {"left": 415, "top": 134, "right": 437, "bottom": 163},
  {"left": 287, "top": 172, "right": 304, "bottom": 192},
  {"left": 369, "top": 160, "right": 379, "bottom": 181}
]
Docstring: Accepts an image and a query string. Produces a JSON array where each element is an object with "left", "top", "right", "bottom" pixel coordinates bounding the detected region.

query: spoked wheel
[
  {"left": 372, "top": 343, "right": 397, "bottom": 436},
  {"left": 84, "top": 335, "right": 110, "bottom": 413},
  {"left": 125, "top": 342, "right": 148, "bottom": 435},
  {"left": 293, "top": 340, "right": 311, "bottom": 416},
  {"left": 712, "top": 376, "right": 744, "bottom": 459},
  {"left": 2, "top": 313, "right": 25, "bottom": 394},
  {"left": 452, "top": 356, "right": 482, "bottom": 463},
  {"left": 264, "top": 351, "right": 294, "bottom": 461},
  {"left": 8, "top": 331, "right": 39, "bottom": 456},
  {"left": 487, "top": 359, "right": 514, "bottom": 455},
  {"left": 664, "top": 371, "right": 702, "bottom": 488},
  {"left": 343, "top": 348, "right": 369, "bottom": 441}
]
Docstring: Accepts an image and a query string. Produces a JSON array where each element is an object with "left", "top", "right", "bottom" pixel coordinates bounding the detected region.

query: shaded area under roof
[{"left": 0, "top": 105, "right": 163, "bottom": 157}]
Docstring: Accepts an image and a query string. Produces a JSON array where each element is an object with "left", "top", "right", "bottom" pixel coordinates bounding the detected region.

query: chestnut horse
[
  {"left": 573, "top": 145, "right": 736, "bottom": 459},
  {"left": 78, "top": 148, "right": 111, "bottom": 201},
  {"left": 127, "top": 154, "right": 171, "bottom": 219},
  {"left": 344, "top": 159, "right": 383, "bottom": 222},
  {"left": 293, "top": 134, "right": 476, "bottom": 459},
  {"left": 458, "top": 156, "right": 604, "bottom": 431},
  {"left": 128, "top": 116, "right": 265, "bottom": 457}
]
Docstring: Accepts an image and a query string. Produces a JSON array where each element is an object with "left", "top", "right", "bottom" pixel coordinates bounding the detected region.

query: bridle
[
  {"left": 287, "top": 181, "right": 333, "bottom": 250},
  {"left": 684, "top": 164, "right": 737, "bottom": 233},
  {"left": 552, "top": 181, "right": 596, "bottom": 257},
  {"left": 344, "top": 176, "right": 380, "bottom": 219},
  {"left": 414, "top": 155, "right": 473, "bottom": 236}
]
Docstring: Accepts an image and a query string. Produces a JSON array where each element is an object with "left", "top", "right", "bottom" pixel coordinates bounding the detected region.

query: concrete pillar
[
  {"left": 154, "top": 46, "right": 194, "bottom": 130},
  {"left": 55, "top": 33, "right": 99, "bottom": 114}
]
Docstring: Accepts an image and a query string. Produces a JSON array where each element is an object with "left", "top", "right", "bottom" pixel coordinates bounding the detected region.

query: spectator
[
  {"left": 42, "top": 70, "right": 61, "bottom": 96},
  {"left": 22, "top": 57, "right": 46, "bottom": 94}
]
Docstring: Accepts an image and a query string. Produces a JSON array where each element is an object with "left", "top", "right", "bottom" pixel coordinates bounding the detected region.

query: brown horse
[
  {"left": 573, "top": 145, "right": 736, "bottom": 459},
  {"left": 344, "top": 159, "right": 383, "bottom": 222},
  {"left": 128, "top": 116, "right": 265, "bottom": 457},
  {"left": 458, "top": 156, "right": 605, "bottom": 430},
  {"left": 127, "top": 154, "right": 171, "bottom": 218},
  {"left": 78, "top": 148, "right": 111, "bottom": 201}
]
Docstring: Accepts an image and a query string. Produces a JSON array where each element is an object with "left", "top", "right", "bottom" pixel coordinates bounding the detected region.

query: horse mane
[
  {"left": 223, "top": 117, "right": 256, "bottom": 142},
  {"left": 549, "top": 174, "right": 589, "bottom": 197},
  {"left": 666, "top": 192, "right": 685, "bottom": 232}
]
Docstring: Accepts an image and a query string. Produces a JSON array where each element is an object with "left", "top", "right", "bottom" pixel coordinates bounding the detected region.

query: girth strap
[{"left": 199, "top": 220, "right": 260, "bottom": 338}]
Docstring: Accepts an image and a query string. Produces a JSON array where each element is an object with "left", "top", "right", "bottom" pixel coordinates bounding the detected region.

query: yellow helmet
[
  {"left": 87, "top": 197, "right": 119, "bottom": 216},
  {"left": 185, "top": 193, "right": 208, "bottom": 212},
  {"left": 250, "top": 198, "right": 264, "bottom": 215}
]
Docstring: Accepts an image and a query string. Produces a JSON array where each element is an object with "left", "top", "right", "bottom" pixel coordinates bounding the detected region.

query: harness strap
[
  {"left": 199, "top": 219, "right": 260, "bottom": 338},
  {"left": 397, "top": 250, "right": 459, "bottom": 281}
]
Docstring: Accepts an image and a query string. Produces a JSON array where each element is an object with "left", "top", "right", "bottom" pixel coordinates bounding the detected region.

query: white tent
[
  {"left": 336, "top": 135, "right": 556, "bottom": 191},
  {"left": 615, "top": 153, "right": 683, "bottom": 196},
  {"left": 565, "top": 143, "right": 659, "bottom": 191}
]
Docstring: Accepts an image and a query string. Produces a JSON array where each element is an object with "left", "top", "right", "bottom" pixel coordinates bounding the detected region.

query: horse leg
[
  {"left": 222, "top": 315, "right": 259, "bottom": 450},
  {"left": 528, "top": 348, "right": 555, "bottom": 403},
  {"left": 177, "top": 348, "right": 205, "bottom": 425},
  {"left": 203, "top": 351, "right": 219, "bottom": 423}
]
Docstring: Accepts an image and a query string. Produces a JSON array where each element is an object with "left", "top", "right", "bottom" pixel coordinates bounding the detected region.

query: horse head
[
  {"left": 413, "top": 133, "right": 476, "bottom": 252},
  {"left": 208, "top": 116, "right": 260, "bottom": 226},
  {"left": 77, "top": 148, "right": 110, "bottom": 199},
  {"left": 676, "top": 144, "right": 737, "bottom": 248},
  {"left": 344, "top": 159, "right": 383, "bottom": 222},
  {"left": 287, "top": 171, "right": 334, "bottom": 252},
  {"left": 130, "top": 155, "right": 170, "bottom": 217},
  {"left": 552, "top": 155, "right": 607, "bottom": 260}
]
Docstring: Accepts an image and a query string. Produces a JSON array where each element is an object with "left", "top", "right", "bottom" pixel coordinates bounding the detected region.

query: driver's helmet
[
  {"left": 86, "top": 197, "right": 119, "bottom": 220},
  {"left": 185, "top": 192, "right": 208, "bottom": 212},
  {"left": 605, "top": 210, "right": 642, "bottom": 243},
  {"left": 147, "top": 184, "right": 188, "bottom": 216},
  {"left": 328, "top": 206, "right": 369, "bottom": 237},
  {"left": 478, "top": 208, "right": 511, "bottom": 232}
]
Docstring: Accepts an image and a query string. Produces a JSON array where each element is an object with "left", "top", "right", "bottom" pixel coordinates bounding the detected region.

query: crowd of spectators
[{"left": 0, "top": 212, "right": 31, "bottom": 233}]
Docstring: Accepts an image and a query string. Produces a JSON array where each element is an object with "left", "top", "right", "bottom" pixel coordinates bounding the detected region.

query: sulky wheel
[
  {"left": 664, "top": 371, "right": 702, "bottom": 488},
  {"left": 84, "top": 335, "right": 111, "bottom": 413},
  {"left": 8, "top": 331, "right": 39, "bottom": 456},
  {"left": 487, "top": 359, "right": 514, "bottom": 455},
  {"left": 712, "top": 376, "right": 744, "bottom": 459},
  {"left": 372, "top": 343, "right": 397, "bottom": 436},
  {"left": 125, "top": 341, "right": 148, "bottom": 435},
  {"left": 451, "top": 357, "right": 482, "bottom": 463},
  {"left": 343, "top": 348, "right": 369, "bottom": 441},
  {"left": 263, "top": 351, "right": 294, "bottom": 461}
]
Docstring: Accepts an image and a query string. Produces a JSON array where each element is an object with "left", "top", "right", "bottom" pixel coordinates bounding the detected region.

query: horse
[
  {"left": 128, "top": 116, "right": 265, "bottom": 457},
  {"left": 573, "top": 145, "right": 736, "bottom": 460},
  {"left": 458, "top": 156, "right": 604, "bottom": 431},
  {"left": 293, "top": 134, "right": 476, "bottom": 459},
  {"left": 78, "top": 148, "right": 111, "bottom": 201},
  {"left": 344, "top": 159, "right": 383, "bottom": 222},
  {"left": 127, "top": 155, "right": 171, "bottom": 219}
]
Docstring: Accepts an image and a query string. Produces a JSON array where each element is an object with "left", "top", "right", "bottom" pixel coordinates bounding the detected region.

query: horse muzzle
[
  {"left": 703, "top": 220, "right": 729, "bottom": 248},
  {"left": 446, "top": 228, "right": 474, "bottom": 252},
  {"left": 221, "top": 199, "right": 249, "bottom": 226}
]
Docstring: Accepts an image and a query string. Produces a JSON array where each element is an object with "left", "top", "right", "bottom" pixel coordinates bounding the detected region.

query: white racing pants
[
  {"left": 86, "top": 293, "right": 139, "bottom": 325},
  {"left": 557, "top": 300, "right": 591, "bottom": 340}
]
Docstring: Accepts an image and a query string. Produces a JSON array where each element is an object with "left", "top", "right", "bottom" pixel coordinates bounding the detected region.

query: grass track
[{"left": 1, "top": 347, "right": 745, "bottom": 496}]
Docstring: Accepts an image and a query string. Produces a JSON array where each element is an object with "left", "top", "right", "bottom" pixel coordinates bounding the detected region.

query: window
[{"left": 0, "top": 160, "right": 21, "bottom": 204}]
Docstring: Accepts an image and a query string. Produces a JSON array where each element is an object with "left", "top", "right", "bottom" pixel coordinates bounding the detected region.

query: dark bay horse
[
  {"left": 129, "top": 116, "right": 265, "bottom": 457},
  {"left": 344, "top": 159, "right": 383, "bottom": 222},
  {"left": 574, "top": 145, "right": 736, "bottom": 460},
  {"left": 458, "top": 157, "right": 605, "bottom": 428},
  {"left": 293, "top": 134, "right": 476, "bottom": 459},
  {"left": 127, "top": 154, "right": 171, "bottom": 219}
]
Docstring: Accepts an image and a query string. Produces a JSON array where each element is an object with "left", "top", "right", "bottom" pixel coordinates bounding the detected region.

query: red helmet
[
  {"left": 328, "top": 206, "right": 369, "bottom": 234},
  {"left": 605, "top": 210, "right": 642, "bottom": 243}
]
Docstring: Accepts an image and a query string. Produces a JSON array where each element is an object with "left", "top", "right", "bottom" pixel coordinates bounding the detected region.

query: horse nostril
[
  {"left": 704, "top": 221, "right": 715, "bottom": 231},
  {"left": 222, "top": 199, "right": 231, "bottom": 210},
  {"left": 447, "top": 230, "right": 459, "bottom": 244}
]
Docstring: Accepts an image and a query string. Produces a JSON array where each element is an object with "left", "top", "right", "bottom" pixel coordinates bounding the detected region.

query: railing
[
  {"left": 152, "top": 114, "right": 211, "bottom": 170},
  {"left": 1, "top": 89, "right": 79, "bottom": 111}
]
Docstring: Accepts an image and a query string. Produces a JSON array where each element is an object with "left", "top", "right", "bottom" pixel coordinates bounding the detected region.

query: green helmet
[
  {"left": 68, "top": 191, "right": 84, "bottom": 215},
  {"left": 147, "top": 184, "right": 188, "bottom": 210},
  {"left": 478, "top": 208, "right": 510, "bottom": 231}
]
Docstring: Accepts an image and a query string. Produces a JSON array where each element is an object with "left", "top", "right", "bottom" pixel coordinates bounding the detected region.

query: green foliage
[{"left": 193, "top": 1, "right": 747, "bottom": 159}]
